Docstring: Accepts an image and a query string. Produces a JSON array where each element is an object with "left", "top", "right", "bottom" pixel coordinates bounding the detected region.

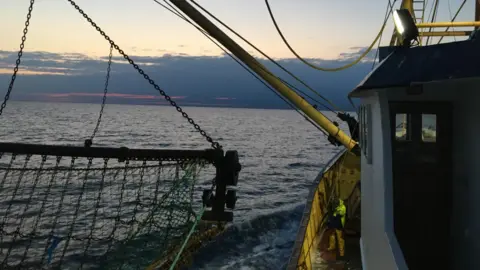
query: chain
[
  {"left": 0, "top": 0, "right": 35, "bottom": 117},
  {"left": 66, "top": 0, "right": 222, "bottom": 150},
  {"left": 85, "top": 44, "right": 113, "bottom": 147}
]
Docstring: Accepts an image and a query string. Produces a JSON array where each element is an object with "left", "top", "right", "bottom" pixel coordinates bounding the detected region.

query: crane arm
[{"left": 168, "top": 0, "right": 359, "bottom": 154}]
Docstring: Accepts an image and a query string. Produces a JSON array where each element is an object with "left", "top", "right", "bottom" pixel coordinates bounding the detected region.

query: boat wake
[{"left": 190, "top": 204, "right": 305, "bottom": 270}]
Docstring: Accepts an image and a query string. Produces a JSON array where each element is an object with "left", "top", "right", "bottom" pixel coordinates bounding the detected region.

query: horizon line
[{"left": 5, "top": 99, "right": 355, "bottom": 112}]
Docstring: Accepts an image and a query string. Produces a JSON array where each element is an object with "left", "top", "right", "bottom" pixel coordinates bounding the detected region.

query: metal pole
[
  {"left": 168, "top": 0, "right": 359, "bottom": 152},
  {"left": 419, "top": 30, "right": 472, "bottom": 36},
  {"left": 416, "top": 21, "right": 480, "bottom": 28}
]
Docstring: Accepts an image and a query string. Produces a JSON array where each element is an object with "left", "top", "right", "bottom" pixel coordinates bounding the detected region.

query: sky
[{"left": 0, "top": 0, "right": 476, "bottom": 109}]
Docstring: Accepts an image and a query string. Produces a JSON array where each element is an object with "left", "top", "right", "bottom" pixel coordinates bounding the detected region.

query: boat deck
[{"left": 312, "top": 232, "right": 362, "bottom": 270}]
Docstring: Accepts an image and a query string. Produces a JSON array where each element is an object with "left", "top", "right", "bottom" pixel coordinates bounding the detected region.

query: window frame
[
  {"left": 359, "top": 104, "right": 372, "bottom": 164},
  {"left": 421, "top": 113, "right": 437, "bottom": 143},
  {"left": 394, "top": 113, "right": 412, "bottom": 142}
]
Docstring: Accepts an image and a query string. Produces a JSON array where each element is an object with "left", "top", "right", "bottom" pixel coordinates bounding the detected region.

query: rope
[
  {"left": 372, "top": 0, "right": 397, "bottom": 70},
  {"left": 141, "top": 163, "right": 206, "bottom": 270},
  {"left": 152, "top": 0, "right": 330, "bottom": 136},
  {"left": 188, "top": 0, "right": 342, "bottom": 113},
  {"left": 425, "top": 0, "right": 440, "bottom": 45},
  {"left": 264, "top": 0, "right": 388, "bottom": 72},
  {"left": 446, "top": 0, "right": 457, "bottom": 42},
  {"left": 167, "top": 207, "right": 206, "bottom": 270},
  {"left": 437, "top": 0, "right": 467, "bottom": 44}
]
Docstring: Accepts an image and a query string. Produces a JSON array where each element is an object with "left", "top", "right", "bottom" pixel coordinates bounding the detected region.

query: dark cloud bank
[{"left": 0, "top": 47, "right": 376, "bottom": 110}]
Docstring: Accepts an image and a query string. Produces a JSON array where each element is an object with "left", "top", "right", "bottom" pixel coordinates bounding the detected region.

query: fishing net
[
  {"left": 0, "top": 1, "right": 241, "bottom": 269},
  {"left": 0, "top": 143, "right": 231, "bottom": 270}
]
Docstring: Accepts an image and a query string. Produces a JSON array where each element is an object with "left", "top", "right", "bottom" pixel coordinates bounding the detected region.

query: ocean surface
[{"left": 0, "top": 101, "right": 349, "bottom": 269}]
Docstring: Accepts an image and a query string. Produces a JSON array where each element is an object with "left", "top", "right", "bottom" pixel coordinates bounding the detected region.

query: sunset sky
[
  {"left": 0, "top": 0, "right": 476, "bottom": 108},
  {"left": 2, "top": 0, "right": 474, "bottom": 59}
]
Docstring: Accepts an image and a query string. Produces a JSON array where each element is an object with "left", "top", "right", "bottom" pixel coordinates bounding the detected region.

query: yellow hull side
[{"left": 287, "top": 150, "right": 361, "bottom": 269}]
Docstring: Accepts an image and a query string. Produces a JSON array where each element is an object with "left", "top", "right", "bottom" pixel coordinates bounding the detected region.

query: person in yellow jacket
[{"left": 327, "top": 198, "right": 346, "bottom": 257}]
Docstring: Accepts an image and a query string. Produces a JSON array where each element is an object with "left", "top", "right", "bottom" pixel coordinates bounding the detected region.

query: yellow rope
[
  {"left": 189, "top": 0, "right": 343, "bottom": 112},
  {"left": 264, "top": 0, "right": 389, "bottom": 72}
]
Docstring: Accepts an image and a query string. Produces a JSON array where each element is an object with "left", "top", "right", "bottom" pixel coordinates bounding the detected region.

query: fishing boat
[
  {"left": 285, "top": 1, "right": 480, "bottom": 270},
  {"left": 1, "top": 0, "right": 479, "bottom": 269}
]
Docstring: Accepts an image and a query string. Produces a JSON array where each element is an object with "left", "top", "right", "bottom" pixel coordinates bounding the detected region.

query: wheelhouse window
[
  {"left": 393, "top": 113, "right": 436, "bottom": 143},
  {"left": 421, "top": 114, "right": 437, "bottom": 142},
  {"left": 359, "top": 105, "right": 372, "bottom": 164},
  {"left": 395, "top": 113, "right": 411, "bottom": 141}
]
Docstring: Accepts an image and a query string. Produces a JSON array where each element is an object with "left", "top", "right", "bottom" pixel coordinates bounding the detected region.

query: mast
[
  {"left": 168, "top": 0, "right": 359, "bottom": 153},
  {"left": 391, "top": 0, "right": 480, "bottom": 45}
]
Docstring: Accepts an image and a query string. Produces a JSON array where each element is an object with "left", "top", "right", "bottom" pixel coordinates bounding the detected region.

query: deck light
[{"left": 393, "top": 9, "right": 419, "bottom": 46}]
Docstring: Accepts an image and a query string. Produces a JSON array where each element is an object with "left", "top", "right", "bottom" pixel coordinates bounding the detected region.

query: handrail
[
  {"left": 0, "top": 142, "right": 222, "bottom": 163},
  {"left": 416, "top": 21, "right": 480, "bottom": 28}
]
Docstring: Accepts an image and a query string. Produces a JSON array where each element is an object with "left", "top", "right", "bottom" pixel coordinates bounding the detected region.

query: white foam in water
[{"left": 192, "top": 204, "right": 305, "bottom": 269}]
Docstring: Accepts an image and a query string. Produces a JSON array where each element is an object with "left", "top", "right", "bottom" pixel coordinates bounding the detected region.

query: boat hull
[{"left": 287, "top": 149, "right": 361, "bottom": 269}]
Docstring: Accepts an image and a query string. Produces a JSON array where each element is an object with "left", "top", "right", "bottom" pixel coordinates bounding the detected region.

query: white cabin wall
[{"left": 360, "top": 91, "right": 405, "bottom": 270}]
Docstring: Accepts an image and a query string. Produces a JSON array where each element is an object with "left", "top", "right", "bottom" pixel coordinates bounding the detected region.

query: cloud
[
  {"left": 215, "top": 97, "right": 237, "bottom": 100},
  {"left": 0, "top": 47, "right": 376, "bottom": 109},
  {"left": 337, "top": 46, "right": 377, "bottom": 62},
  {"left": 39, "top": 92, "right": 186, "bottom": 99}
]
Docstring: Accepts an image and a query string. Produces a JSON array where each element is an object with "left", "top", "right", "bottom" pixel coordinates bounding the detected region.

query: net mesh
[{"left": 0, "top": 148, "right": 216, "bottom": 270}]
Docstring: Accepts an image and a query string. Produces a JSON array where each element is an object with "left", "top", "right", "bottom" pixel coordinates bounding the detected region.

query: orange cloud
[
  {"left": 39, "top": 92, "right": 187, "bottom": 99},
  {"left": 214, "top": 97, "right": 236, "bottom": 100},
  {"left": 0, "top": 68, "right": 68, "bottom": 75},
  {"left": 153, "top": 102, "right": 233, "bottom": 107}
]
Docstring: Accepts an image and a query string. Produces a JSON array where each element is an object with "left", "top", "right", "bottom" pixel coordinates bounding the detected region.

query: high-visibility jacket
[{"left": 333, "top": 200, "right": 346, "bottom": 227}]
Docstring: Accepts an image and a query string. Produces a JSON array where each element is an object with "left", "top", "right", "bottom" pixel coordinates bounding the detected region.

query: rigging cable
[
  {"left": 437, "top": 0, "right": 467, "bottom": 44},
  {"left": 264, "top": 0, "right": 388, "bottom": 72},
  {"left": 156, "top": 0, "right": 332, "bottom": 115},
  {"left": 160, "top": 0, "right": 331, "bottom": 113},
  {"left": 174, "top": 0, "right": 361, "bottom": 139},
  {"left": 278, "top": 77, "right": 334, "bottom": 111},
  {"left": 159, "top": 0, "right": 330, "bottom": 135},
  {"left": 152, "top": 0, "right": 329, "bottom": 135},
  {"left": 372, "top": 0, "right": 397, "bottom": 70},
  {"left": 188, "top": 0, "right": 343, "bottom": 113},
  {"left": 447, "top": 0, "right": 457, "bottom": 42},
  {"left": 423, "top": 0, "right": 435, "bottom": 41},
  {"left": 425, "top": 0, "right": 440, "bottom": 45}
]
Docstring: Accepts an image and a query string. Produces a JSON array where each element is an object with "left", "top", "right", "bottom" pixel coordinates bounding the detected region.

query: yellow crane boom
[{"left": 168, "top": 0, "right": 359, "bottom": 153}]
